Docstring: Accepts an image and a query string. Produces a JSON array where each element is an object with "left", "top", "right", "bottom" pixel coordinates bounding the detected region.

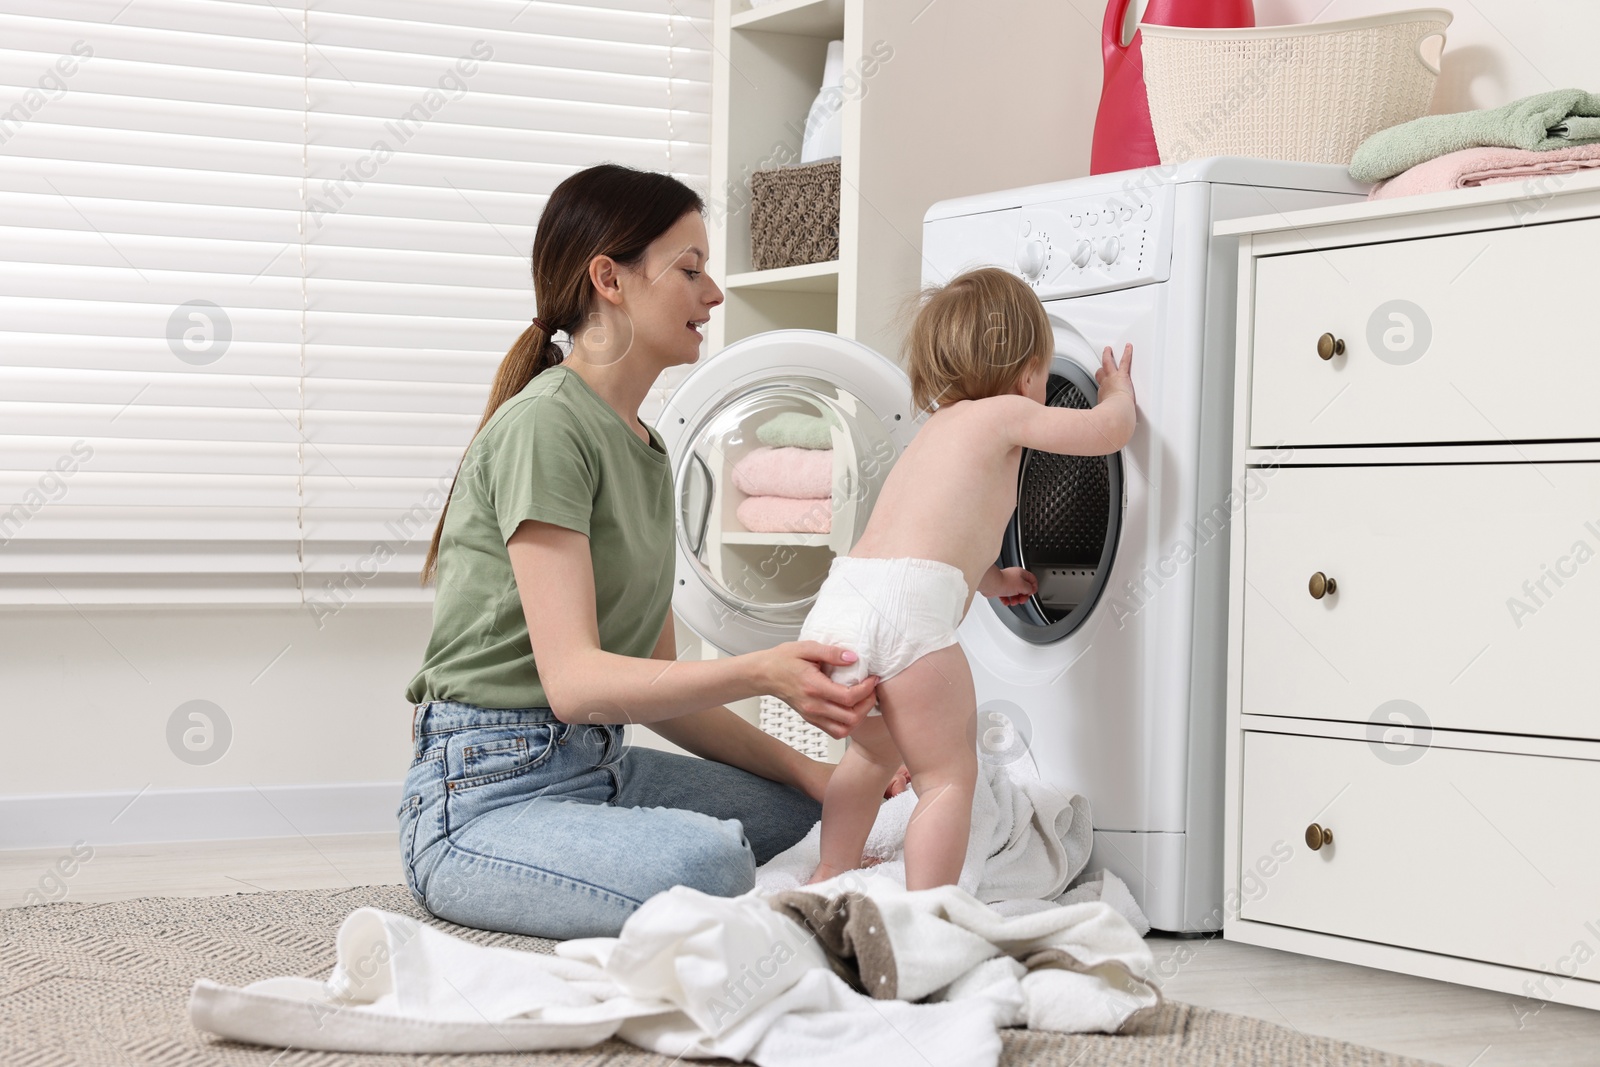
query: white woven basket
[
  {"left": 759, "top": 695, "right": 835, "bottom": 762},
  {"left": 1139, "top": 8, "right": 1451, "bottom": 166}
]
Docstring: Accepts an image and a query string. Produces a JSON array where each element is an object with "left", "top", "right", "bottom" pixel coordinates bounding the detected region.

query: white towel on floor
[
  {"left": 755, "top": 757, "right": 1105, "bottom": 904},
  {"left": 187, "top": 880, "right": 1158, "bottom": 1065},
  {"left": 1055, "top": 868, "right": 1152, "bottom": 937}
]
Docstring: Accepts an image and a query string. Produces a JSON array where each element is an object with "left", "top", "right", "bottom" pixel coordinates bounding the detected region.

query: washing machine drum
[{"left": 993, "top": 359, "right": 1123, "bottom": 644}]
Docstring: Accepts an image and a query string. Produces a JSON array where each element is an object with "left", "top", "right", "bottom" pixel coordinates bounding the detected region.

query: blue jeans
[{"left": 395, "top": 700, "right": 823, "bottom": 939}]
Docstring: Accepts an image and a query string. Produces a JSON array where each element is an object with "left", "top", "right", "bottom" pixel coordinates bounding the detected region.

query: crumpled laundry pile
[
  {"left": 755, "top": 754, "right": 1148, "bottom": 931},
  {"left": 187, "top": 751, "right": 1158, "bottom": 1064},
  {"left": 188, "top": 882, "right": 1159, "bottom": 1066}
]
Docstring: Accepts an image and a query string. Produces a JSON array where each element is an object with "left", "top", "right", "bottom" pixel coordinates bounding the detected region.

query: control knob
[{"left": 1018, "top": 239, "right": 1048, "bottom": 280}]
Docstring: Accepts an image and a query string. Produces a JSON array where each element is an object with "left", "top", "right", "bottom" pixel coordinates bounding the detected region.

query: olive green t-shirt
[{"left": 405, "top": 366, "right": 674, "bottom": 710}]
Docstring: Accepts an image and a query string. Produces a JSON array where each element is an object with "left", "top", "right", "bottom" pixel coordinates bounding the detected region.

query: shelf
[
  {"left": 725, "top": 260, "right": 840, "bottom": 293},
  {"left": 720, "top": 531, "right": 832, "bottom": 547},
  {"left": 708, "top": 0, "right": 1087, "bottom": 358},
  {"left": 731, "top": 0, "right": 846, "bottom": 37}
]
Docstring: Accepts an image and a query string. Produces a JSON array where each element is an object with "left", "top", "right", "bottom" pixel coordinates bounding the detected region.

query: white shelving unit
[
  {"left": 675, "top": 0, "right": 1097, "bottom": 759},
  {"left": 719, "top": 532, "right": 832, "bottom": 546},
  {"left": 707, "top": 0, "right": 1095, "bottom": 358},
  {"left": 699, "top": 402, "right": 862, "bottom": 580}
]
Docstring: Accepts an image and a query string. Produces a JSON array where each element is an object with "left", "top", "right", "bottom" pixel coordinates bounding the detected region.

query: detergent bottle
[{"left": 1089, "top": 0, "right": 1255, "bottom": 174}]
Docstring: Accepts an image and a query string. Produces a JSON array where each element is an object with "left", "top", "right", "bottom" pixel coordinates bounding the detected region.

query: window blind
[{"left": 0, "top": 0, "right": 712, "bottom": 608}]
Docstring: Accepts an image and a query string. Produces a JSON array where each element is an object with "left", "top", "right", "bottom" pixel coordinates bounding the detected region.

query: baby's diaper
[{"left": 798, "top": 556, "right": 969, "bottom": 715}]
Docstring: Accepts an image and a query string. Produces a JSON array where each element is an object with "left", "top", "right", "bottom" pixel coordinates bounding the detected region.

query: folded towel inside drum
[
  {"left": 731, "top": 445, "right": 834, "bottom": 499},
  {"left": 736, "top": 494, "right": 833, "bottom": 534},
  {"left": 756, "top": 411, "right": 835, "bottom": 450}
]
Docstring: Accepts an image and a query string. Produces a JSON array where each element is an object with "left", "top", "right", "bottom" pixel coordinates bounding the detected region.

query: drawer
[
  {"left": 1248, "top": 215, "right": 1600, "bottom": 448},
  {"left": 1241, "top": 462, "right": 1600, "bottom": 739},
  {"left": 1240, "top": 731, "right": 1600, "bottom": 981}
]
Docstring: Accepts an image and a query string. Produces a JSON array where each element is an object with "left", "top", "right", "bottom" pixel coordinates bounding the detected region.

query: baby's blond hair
[{"left": 903, "top": 267, "right": 1053, "bottom": 413}]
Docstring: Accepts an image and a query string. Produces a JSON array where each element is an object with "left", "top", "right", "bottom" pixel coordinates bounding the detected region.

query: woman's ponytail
[
  {"left": 419, "top": 162, "right": 705, "bottom": 586},
  {"left": 421, "top": 318, "right": 563, "bottom": 584}
]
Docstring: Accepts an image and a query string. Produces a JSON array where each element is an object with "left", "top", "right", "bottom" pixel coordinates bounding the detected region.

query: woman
[{"left": 397, "top": 164, "right": 882, "bottom": 939}]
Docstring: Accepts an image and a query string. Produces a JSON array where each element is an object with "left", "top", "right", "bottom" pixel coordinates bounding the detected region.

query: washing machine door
[
  {"left": 657, "top": 330, "right": 918, "bottom": 657},
  {"left": 989, "top": 312, "right": 1126, "bottom": 643}
]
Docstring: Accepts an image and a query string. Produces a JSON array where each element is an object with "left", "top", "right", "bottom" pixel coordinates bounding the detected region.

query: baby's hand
[
  {"left": 989, "top": 567, "right": 1038, "bottom": 607},
  {"left": 1095, "top": 343, "right": 1136, "bottom": 407}
]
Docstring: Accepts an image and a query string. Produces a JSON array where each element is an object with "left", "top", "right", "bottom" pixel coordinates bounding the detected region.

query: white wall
[
  {"left": 0, "top": 603, "right": 427, "bottom": 847},
  {"left": 1150, "top": 0, "right": 1598, "bottom": 113},
  {"left": 0, "top": 377, "right": 715, "bottom": 847},
  {"left": 0, "top": 604, "right": 427, "bottom": 795}
]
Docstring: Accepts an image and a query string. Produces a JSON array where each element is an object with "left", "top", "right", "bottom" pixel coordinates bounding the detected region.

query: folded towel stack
[
  {"left": 737, "top": 495, "right": 833, "bottom": 534},
  {"left": 1351, "top": 87, "right": 1600, "bottom": 196},
  {"left": 1368, "top": 142, "right": 1600, "bottom": 200},
  {"left": 732, "top": 446, "right": 833, "bottom": 499},
  {"left": 757, "top": 411, "right": 834, "bottom": 450},
  {"left": 735, "top": 413, "right": 837, "bottom": 535}
]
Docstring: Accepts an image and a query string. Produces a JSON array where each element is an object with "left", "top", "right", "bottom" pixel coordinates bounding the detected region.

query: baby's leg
[
  {"left": 808, "top": 713, "right": 901, "bottom": 884},
  {"left": 877, "top": 643, "right": 978, "bottom": 891}
]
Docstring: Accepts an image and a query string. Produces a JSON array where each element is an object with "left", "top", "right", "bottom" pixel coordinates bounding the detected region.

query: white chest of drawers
[{"left": 1218, "top": 171, "right": 1600, "bottom": 1011}]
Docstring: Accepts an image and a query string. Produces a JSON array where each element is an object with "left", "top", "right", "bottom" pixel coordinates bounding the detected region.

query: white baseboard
[{"left": 0, "top": 782, "right": 405, "bottom": 850}]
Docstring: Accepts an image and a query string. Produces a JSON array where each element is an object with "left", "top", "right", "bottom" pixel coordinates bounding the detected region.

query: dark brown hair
[
  {"left": 421, "top": 164, "right": 705, "bottom": 583},
  {"left": 903, "top": 266, "right": 1053, "bottom": 413}
]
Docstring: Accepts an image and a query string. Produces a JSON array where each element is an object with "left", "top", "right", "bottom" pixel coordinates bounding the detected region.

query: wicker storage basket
[
  {"left": 759, "top": 695, "right": 835, "bottom": 761},
  {"left": 749, "top": 158, "right": 840, "bottom": 271},
  {"left": 1139, "top": 8, "right": 1451, "bottom": 166}
]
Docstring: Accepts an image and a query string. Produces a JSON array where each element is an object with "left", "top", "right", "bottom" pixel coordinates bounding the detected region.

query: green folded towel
[
  {"left": 1350, "top": 88, "right": 1600, "bottom": 183},
  {"left": 756, "top": 411, "right": 834, "bottom": 449}
]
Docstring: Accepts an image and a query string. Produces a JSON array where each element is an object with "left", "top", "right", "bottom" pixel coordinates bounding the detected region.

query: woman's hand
[{"left": 756, "top": 641, "right": 878, "bottom": 740}]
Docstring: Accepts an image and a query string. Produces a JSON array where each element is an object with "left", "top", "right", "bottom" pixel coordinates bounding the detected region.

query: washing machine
[
  {"left": 661, "top": 334, "right": 918, "bottom": 654},
  {"left": 659, "top": 157, "right": 1367, "bottom": 934},
  {"left": 921, "top": 158, "right": 1367, "bottom": 932}
]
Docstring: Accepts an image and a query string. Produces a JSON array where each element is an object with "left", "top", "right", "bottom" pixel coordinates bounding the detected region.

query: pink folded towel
[
  {"left": 730, "top": 446, "right": 833, "bottom": 499},
  {"left": 1369, "top": 142, "right": 1600, "bottom": 200},
  {"left": 736, "top": 495, "right": 832, "bottom": 534}
]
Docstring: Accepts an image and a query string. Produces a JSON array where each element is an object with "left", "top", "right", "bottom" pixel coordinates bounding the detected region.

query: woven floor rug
[{"left": 1, "top": 884, "right": 1439, "bottom": 1067}]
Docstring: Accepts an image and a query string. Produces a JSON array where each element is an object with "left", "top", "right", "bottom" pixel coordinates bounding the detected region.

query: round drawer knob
[
  {"left": 1305, "top": 823, "right": 1333, "bottom": 851},
  {"left": 1317, "top": 333, "right": 1346, "bottom": 360},
  {"left": 1309, "top": 571, "right": 1338, "bottom": 599}
]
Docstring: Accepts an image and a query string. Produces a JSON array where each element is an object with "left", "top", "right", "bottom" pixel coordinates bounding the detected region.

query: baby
[{"left": 799, "top": 266, "right": 1137, "bottom": 890}]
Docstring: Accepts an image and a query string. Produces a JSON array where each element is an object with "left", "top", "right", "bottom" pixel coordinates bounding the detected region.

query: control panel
[
  {"left": 921, "top": 182, "right": 1176, "bottom": 299},
  {"left": 1010, "top": 182, "right": 1175, "bottom": 300}
]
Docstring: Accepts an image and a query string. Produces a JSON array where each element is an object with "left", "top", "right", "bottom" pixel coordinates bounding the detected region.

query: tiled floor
[
  {"left": 1147, "top": 933, "right": 1600, "bottom": 1066},
  {"left": 4, "top": 833, "right": 1600, "bottom": 1066}
]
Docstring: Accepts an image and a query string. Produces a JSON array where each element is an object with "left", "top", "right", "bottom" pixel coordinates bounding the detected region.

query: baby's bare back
[{"left": 848, "top": 398, "right": 1021, "bottom": 606}]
